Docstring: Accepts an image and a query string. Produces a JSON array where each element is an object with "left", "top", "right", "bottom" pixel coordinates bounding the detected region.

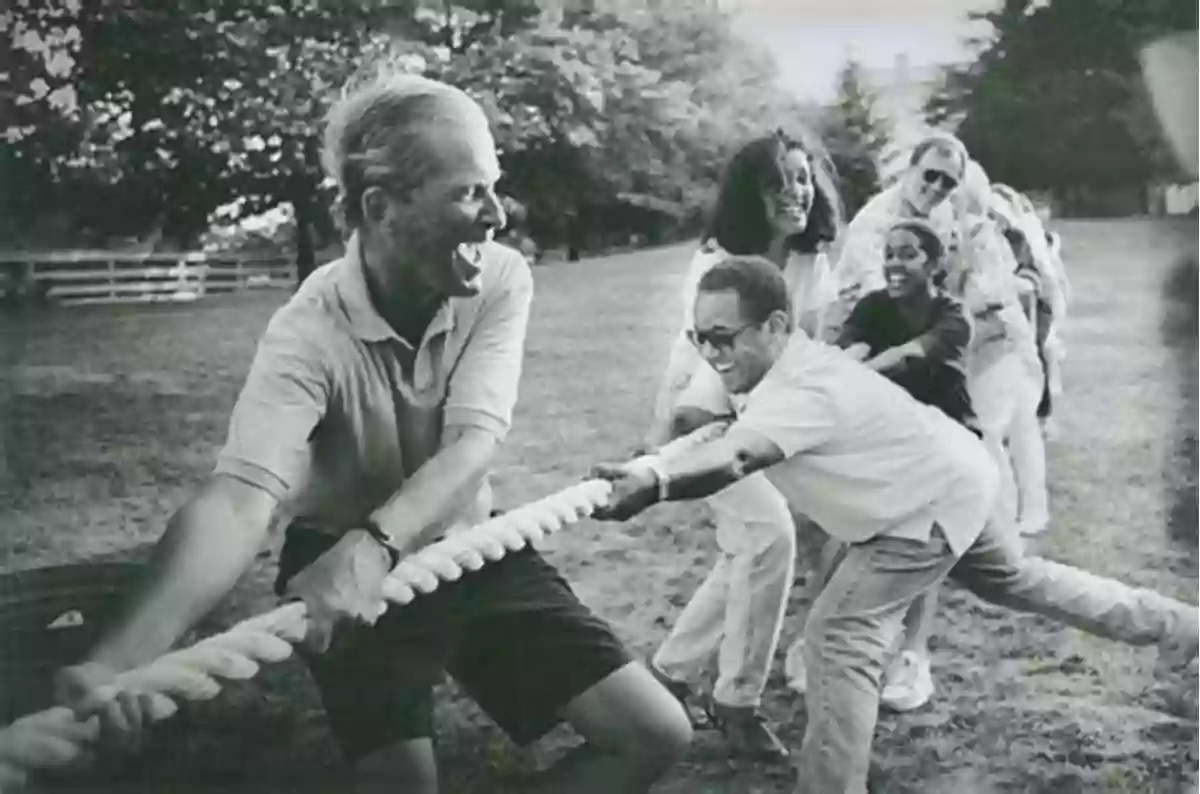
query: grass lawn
[{"left": 1, "top": 218, "right": 1197, "bottom": 792}]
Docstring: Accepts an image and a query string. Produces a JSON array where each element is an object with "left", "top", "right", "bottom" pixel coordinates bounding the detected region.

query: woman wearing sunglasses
[{"left": 640, "top": 129, "right": 843, "bottom": 760}]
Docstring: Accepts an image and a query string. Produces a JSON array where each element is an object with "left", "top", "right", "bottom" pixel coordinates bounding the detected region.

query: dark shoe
[{"left": 708, "top": 702, "right": 790, "bottom": 762}]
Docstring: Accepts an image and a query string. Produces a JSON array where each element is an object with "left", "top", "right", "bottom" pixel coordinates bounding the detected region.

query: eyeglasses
[
  {"left": 922, "top": 169, "right": 959, "bottom": 192},
  {"left": 687, "top": 322, "right": 758, "bottom": 352}
]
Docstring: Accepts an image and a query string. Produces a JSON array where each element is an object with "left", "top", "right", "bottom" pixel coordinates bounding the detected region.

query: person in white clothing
[
  {"left": 986, "top": 186, "right": 1053, "bottom": 536},
  {"left": 943, "top": 162, "right": 1046, "bottom": 538},
  {"left": 642, "top": 129, "right": 843, "bottom": 760},
  {"left": 593, "top": 254, "right": 1199, "bottom": 794},
  {"left": 993, "top": 184, "right": 1071, "bottom": 431},
  {"left": 785, "top": 134, "right": 969, "bottom": 712},
  {"left": 823, "top": 132, "right": 967, "bottom": 339}
]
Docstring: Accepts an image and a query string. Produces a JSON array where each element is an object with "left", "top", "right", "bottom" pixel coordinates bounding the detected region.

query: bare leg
[{"left": 532, "top": 662, "right": 693, "bottom": 793}]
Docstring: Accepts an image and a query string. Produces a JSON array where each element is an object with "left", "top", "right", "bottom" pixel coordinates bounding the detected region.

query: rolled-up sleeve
[
  {"left": 443, "top": 254, "right": 533, "bottom": 439},
  {"left": 213, "top": 309, "right": 333, "bottom": 500}
]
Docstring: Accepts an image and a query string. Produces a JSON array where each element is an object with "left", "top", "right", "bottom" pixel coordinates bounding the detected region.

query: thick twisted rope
[{"left": 0, "top": 479, "right": 613, "bottom": 790}]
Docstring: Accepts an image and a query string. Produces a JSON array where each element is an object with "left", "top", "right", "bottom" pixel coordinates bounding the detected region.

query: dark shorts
[{"left": 274, "top": 524, "right": 632, "bottom": 761}]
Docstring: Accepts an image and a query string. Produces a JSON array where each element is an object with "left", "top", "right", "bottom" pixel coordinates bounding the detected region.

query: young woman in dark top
[
  {"left": 832, "top": 218, "right": 980, "bottom": 712},
  {"left": 837, "top": 219, "right": 981, "bottom": 435}
]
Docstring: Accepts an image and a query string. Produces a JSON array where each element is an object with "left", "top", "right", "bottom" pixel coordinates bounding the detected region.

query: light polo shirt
[
  {"left": 213, "top": 233, "right": 533, "bottom": 537},
  {"left": 712, "top": 333, "right": 998, "bottom": 556}
]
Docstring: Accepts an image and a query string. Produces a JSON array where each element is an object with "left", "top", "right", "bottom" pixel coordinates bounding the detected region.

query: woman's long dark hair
[{"left": 702, "top": 129, "right": 844, "bottom": 256}]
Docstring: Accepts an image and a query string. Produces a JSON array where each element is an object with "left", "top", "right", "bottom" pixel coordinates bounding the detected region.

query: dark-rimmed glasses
[
  {"left": 687, "top": 322, "right": 758, "bottom": 353},
  {"left": 922, "top": 169, "right": 959, "bottom": 192}
]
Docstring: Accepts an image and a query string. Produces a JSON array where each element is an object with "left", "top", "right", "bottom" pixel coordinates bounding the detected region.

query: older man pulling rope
[{"left": 0, "top": 480, "right": 613, "bottom": 792}]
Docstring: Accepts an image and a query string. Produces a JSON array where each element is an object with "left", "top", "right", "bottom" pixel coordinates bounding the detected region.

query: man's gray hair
[
  {"left": 907, "top": 132, "right": 968, "bottom": 175},
  {"left": 321, "top": 70, "right": 489, "bottom": 230}
]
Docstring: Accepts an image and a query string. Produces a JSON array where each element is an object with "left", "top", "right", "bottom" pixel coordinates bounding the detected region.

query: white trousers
[
  {"left": 653, "top": 472, "right": 796, "bottom": 708},
  {"left": 970, "top": 352, "right": 1049, "bottom": 530}
]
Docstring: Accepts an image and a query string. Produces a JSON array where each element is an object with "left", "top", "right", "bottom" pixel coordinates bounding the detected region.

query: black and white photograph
[{"left": 1, "top": 1, "right": 1197, "bottom": 792}]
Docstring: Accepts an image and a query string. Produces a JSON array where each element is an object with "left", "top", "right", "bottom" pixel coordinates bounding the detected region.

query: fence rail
[{"left": 0, "top": 252, "right": 298, "bottom": 306}]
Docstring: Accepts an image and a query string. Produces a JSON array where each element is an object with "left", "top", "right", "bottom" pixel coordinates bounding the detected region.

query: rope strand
[{"left": 0, "top": 479, "right": 612, "bottom": 791}]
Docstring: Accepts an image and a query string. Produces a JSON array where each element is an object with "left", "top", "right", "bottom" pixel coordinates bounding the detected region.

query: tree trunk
[
  {"left": 566, "top": 208, "right": 582, "bottom": 262},
  {"left": 292, "top": 191, "right": 317, "bottom": 287}
]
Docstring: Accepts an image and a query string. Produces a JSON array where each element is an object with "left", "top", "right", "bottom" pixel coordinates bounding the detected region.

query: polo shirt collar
[{"left": 336, "top": 232, "right": 457, "bottom": 346}]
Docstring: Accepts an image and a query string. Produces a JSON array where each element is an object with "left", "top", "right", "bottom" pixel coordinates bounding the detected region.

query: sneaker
[
  {"left": 708, "top": 702, "right": 790, "bottom": 761},
  {"left": 784, "top": 637, "right": 807, "bottom": 694},
  {"left": 880, "top": 650, "right": 934, "bottom": 712}
]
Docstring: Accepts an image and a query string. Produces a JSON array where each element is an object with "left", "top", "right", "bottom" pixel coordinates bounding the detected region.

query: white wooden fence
[{"left": 0, "top": 252, "right": 297, "bottom": 306}]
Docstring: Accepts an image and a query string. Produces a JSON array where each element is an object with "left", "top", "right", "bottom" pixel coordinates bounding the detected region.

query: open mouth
[
  {"left": 782, "top": 201, "right": 809, "bottom": 220},
  {"left": 884, "top": 267, "right": 910, "bottom": 290}
]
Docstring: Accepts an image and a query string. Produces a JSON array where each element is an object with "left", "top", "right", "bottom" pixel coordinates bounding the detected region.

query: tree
[
  {"left": 924, "top": 0, "right": 1197, "bottom": 199},
  {"left": 5, "top": 0, "right": 808, "bottom": 268},
  {"left": 820, "top": 58, "right": 887, "bottom": 215},
  {"left": 4, "top": 1, "right": 394, "bottom": 274}
]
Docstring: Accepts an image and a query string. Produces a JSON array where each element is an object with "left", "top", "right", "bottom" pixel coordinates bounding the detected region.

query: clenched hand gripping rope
[{"left": 0, "top": 479, "right": 614, "bottom": 792}]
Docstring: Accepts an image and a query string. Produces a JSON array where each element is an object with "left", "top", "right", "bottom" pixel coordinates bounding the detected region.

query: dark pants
[{"left": 274, "top": 524, "right": 632, "bottom": 762}]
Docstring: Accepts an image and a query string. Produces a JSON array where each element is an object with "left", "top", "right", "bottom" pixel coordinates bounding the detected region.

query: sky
[{"left": 730, "top": 0, "right": 1002, "bottom": 102}]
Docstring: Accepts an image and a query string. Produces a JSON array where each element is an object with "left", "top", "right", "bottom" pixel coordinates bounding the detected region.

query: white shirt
[
  {"left": 649, "top": 242, "right": 836, "bottom": 440},
  {"left": 720, "top": 334, "right": 998, "bottom": 555},
  {"left": 952, "top": 217, "right": 1042, "bottom": 381}
]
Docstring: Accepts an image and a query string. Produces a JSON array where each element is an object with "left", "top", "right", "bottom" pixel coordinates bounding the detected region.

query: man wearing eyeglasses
[
  {"left": 823, "top": 133, "right": 968, "bottom": 340},
  {"left": 591, "top": 254, "right": 1199, "bottom": 794}
]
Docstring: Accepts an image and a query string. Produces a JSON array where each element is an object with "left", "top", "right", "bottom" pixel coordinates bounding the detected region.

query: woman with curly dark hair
[
  {"left": 648, "top": 129, "right": 843, "bottom": 447},
  {"left": 640, "top": 129, "right": 843, "bottom": 761}
]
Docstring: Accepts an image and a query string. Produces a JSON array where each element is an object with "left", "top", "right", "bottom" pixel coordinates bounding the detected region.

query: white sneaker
[
  {"left": 784, "top": 638, "right": 807, "bottom": 694},
  {"left": 880, "top": 650, "right": 934, "bottom": 712}
]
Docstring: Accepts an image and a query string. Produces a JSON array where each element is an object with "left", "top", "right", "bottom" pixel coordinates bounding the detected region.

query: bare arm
[
  {"left": 597, "top": 424, "right": 786, "bottom": 521},
  {"left": 655, "top": 425, "right": 786, "bottom": 501},
  {"left": 372, "top": 252, "right": 534, "bottom": 551},
  {"left": 670, "top": 406, "right": 722, "bottom": 440},
  {"left": 595, "top": 353, "right": 837, "bottom": 522},
  {"left": 87, "top": 306, "right": 335, "bottom": 670},
  {"left": 368, "top": 425, "right": 499, "bottom": 554},
  {"left": 88, "top": 476, "right": 277, "bottom": 671}
]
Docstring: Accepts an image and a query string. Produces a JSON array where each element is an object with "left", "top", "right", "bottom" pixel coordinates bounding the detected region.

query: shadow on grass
[{"left": 1158, "top": 225, "right": 1198, "bottom": 568}]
